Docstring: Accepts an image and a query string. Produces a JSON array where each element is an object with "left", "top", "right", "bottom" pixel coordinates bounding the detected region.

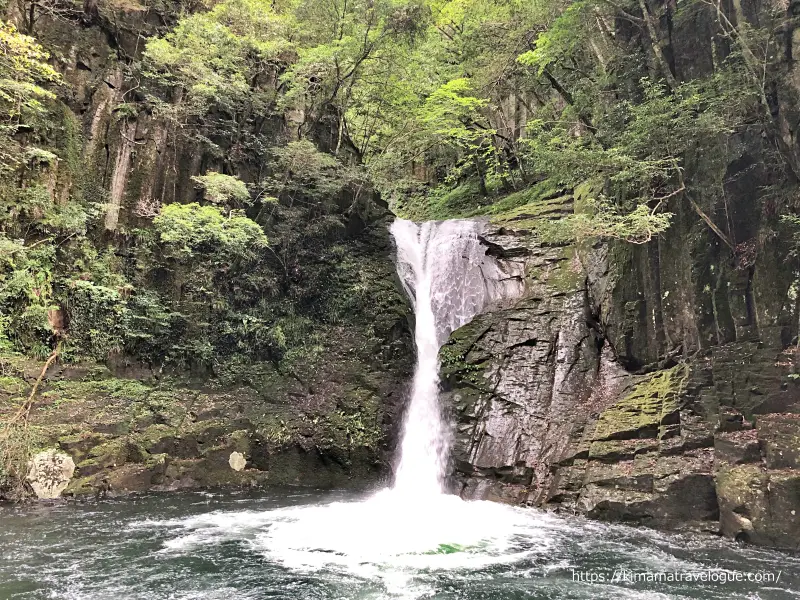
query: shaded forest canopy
[{"left": 1, "top": 0, "right": 800, "bottom": 368}]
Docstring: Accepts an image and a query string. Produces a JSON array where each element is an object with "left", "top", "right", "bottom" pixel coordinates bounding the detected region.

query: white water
[
  {"left": 82, "top": 219, "right": 798, "bottom": 600},
  {"left": 390, "top": 218, "right": 523, "bottom": 496},
  {"left": 135, "top": 492, "right": 565, "bottom": 598},
  {"left": 140, "top": 218, "right": 533, "bottom": 597},
  {"left": 7, "top": 220, "right": 798, "bottom": 600},
  {"left": 12, "top": 490, "right": 799, "bottom": 600}
]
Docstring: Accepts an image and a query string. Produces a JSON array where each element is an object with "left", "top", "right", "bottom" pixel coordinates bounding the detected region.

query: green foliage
[
  {"left": 191, "top": 172, "right": 251, "bottom": 207},
  {"left": 122, "top": 290, "right": 183, "bottom": 364},
  {"left": 0, "top": 2, "right": 400, "bottom": 374},
  {"left": 142, "top": 0, "right": 293, "bottom": 115},
  {"left": 510, "top": 71, "right": 752, "bottom": 241},
  {"left": 0, "top": 0, "right": 789, "bottom": 370},
  {"left": 419, "top": 78, "right": 489, "bottom": 139},
  {"left": 538, "top": 197, "right": 674, "bottom": 245},
  {"left": 0, "top": 236, "right": 57, "bottom": 352},
  {"left": 64, "top": 281, "right": 127, "bottom": 361},
  {"left": 267, "top": 140, "right": 344, "bottom": 203},
  {"left": 780, "top": 215, "right": 800, "bottom": 260},
  {"left": 153, "top": 203, "right": 267, "bottom": 261},
  {"left": 395, "top": 181, "right": 484, "bottom": 221},
  {"left": 0, "top": 21, "right": 60, "bottom": 131},
  {"left": 516, "top": 1, "right": 586, "bottom": 75}
]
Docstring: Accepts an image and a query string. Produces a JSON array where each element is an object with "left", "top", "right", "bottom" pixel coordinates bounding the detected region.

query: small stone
[
  {"left": 27, "top": 449, "right": 75, "bottom": 499},
  {"left": 228, "top": 451, "right": 246, "bottom": 472}
]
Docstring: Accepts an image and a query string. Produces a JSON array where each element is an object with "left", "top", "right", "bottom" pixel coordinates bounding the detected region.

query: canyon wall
[{"left": 445, "top": 189, "right": 800, "bottom": 551}]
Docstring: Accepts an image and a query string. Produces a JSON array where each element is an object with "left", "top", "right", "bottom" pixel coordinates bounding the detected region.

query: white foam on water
[
  {"left": 145, "top": 218, "right": 533, "bottom": 594},
  {"left": 150, "top": 489, "right": 564, "bottom": 596}
]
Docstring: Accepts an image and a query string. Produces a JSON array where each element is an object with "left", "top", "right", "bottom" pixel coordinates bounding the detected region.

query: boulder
[
  {"left": 229, "top": 451, "right": 246, "bottom": 471},
  {"left": 27, "top": 449, "right": 75, "bottom": 499},
  {"left": 757, "top": 414, "right": 800, "bottom": 469},
  {"left": 716, "top": 465, "right": 800, "bottom": 550}
]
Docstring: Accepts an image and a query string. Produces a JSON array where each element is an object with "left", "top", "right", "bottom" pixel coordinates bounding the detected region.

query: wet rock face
[
  {"left": 443, "top": 225, "right": 616, "bottom": 503},
  {"left": 27, "top": 450, "right": 75, "bottom": 499},
  {"left": 446, "top": 219, "right": 800, "bottom": 550}
]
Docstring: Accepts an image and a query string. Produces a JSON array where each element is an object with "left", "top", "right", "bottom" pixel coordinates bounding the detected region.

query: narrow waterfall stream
[
  {"left": 390, "top": 218, "right": 522, "bottom": 496},
  {"left": 1, "top": 219, "right": 797, "bottom": 600}
]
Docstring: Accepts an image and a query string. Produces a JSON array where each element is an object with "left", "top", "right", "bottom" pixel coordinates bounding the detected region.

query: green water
[{"left": 0, "top": 487, "right": 797, "bottom": 599}]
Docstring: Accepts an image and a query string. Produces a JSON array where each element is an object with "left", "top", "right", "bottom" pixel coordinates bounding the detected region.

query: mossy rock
[
  {"left": 588, "top": 438, "right": 659, "bottom": 462},
  {"left": 594, "top": 365, "right": 687, "bottom": 441},
  {"left": 715, "top": 464, "right": 765, "bottom": 508},
  {"left": 488, "top": 194, "right": 573, "bottom": 230},
  {"left": 0, "top": 375, "right": 26, "bottom": 395},
  {"left": 75, "top": 438, "right": 131, "bottom": 475},
  {"left": 756, "top": 414, "right": 800, "bottom": 469},
  {"left": 58, "top": 431, "right": 112, "bottom": 463},
  {"left": 439, "top": 318, "right": 494, "bottom": 382},
  {"left": 227, "top": 429, "right": 252, "bottom": 453},
  {"left": 714, "top": 464, "right": 800, "bottom": 548},
  {"left": 49, "top": 378, "right": 152, "bottom": 402},
  {"left": 65, "top": 475, "right": 100, "bottom": 496},
  {"left": 132, "top": 424, "right": 176, "bottom": 452},
  {"left": 544, "top": 246, "right": 584, "bottom": 293}
]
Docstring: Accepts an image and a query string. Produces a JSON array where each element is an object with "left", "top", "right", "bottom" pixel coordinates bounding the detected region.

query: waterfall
[{"left": 390, "top": 218, "right": 523, "bottom": 497}]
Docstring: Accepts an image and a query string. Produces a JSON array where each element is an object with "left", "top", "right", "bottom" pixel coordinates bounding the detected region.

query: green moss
[
  {"left": 56, "top": 431, "right": 111, "bottom": 462},
  {"left": 397, "top": 181, "right": 484, "bottom": 221},
  {"left": 544, "top": 246, "right": 584, "bottom": 293},
  {"left": 588, "top": 438, "right": 658, "bottom": 460},
  {"left": 715, "top": 464, "right": 765, "bottom": 503},
  {"left": 594, "top": 364, "right": 688, "bottom": 441},
  {"left": 395, "top": 179, "right": 565, "bottom": 222},
  {"left": 0, "top": 354, "right": 32, "bottom": 376},
  {"left": 489, "top": 194, "right": 573, "bottom": 227},
  {"left": 85, "top": 438, "right": 129, "bottom": 462},
  {"left": 58, "top": 432, "right": 90, "bottom": 446},
  {"left": 143, "top": 452, "right": 169, "bottom": 470},
  {"left": 0, "top": 375, "right": 25, "bottom": 395},
  {"left": 311, "top": 386, "right": 383, "bottom": 452},
  {"left": 439, "top": 319, "right": 493, "bottom": 385},
  {"left": 228, "top": 429, "right": 251, "bottom": 453},
  {"left": 65, "top": 474, "right": 99, "bottom": 495},
  {"left": 49, "top": 377, "right": 152, "bottom": 401},
  {"left": 132, "top": 424, "right": 175, "bottom": 450},
  {"left": 259, "top": 414, "right": 294, "bottom": 445}
]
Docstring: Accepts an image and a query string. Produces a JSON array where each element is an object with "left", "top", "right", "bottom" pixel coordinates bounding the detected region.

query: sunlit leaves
[
  {"left": 142, "top": 0, "right": 296, "bottom": 120},
  {"left": 191, "top": 172, "right": 251, "bottom": 207},
  {"left": 0, "top": 21, "right": 60, "bottom": 122},
  {"left": 517, "top": 1, "right": 587, "bottom": 75},
  {"left": 153, "top": 203, "right": 268, "bottom": 262}
]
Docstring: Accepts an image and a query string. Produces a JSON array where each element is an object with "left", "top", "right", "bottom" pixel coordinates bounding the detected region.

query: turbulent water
[
  {"left": 389, "top": 218, "right": 522, "bottom": 495},
  {"left": 2, "top": 488, "right": 798, "bottom": 599},
  {"left": 3, "top": 218, "right": 798, "bottom": 599}
]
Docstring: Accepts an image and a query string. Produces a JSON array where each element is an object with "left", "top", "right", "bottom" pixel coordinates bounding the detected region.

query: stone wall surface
[{"left": 446, "top": 192, "right": 800, "bottom": 551}]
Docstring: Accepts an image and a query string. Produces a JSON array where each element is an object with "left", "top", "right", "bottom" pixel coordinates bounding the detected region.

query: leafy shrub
[
  {"left": 191, "top": 172, "right": 251, "bottom": 207},
  {"left": 64, "top": 280, "right": 127, "bottom": 361}
]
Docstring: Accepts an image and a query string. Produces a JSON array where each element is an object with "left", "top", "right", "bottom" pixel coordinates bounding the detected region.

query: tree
[
  {"left": 191, "top": 172, "right": 252, "bottom": 208},
  {"left": 0, "top": 21, "right": 61, "bottom": 170}
]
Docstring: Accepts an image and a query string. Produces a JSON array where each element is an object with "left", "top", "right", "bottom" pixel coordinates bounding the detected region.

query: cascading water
[
  {"left": 19, "top": 218, "right": 794, "bottom": 600},
  {"left": 390, "top": 218, "right": 524, "bottom": 496},
  {"left": 60, "top": 217, "right": 546, "bottom": 599}
]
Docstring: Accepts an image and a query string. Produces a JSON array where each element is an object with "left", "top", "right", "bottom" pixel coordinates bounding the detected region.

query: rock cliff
[
  {"left": 0, "top": 4, "right": 414, "bottom": 501},
  {"left": 445, "top": 189, "right": 800, "bottom": 551}
]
